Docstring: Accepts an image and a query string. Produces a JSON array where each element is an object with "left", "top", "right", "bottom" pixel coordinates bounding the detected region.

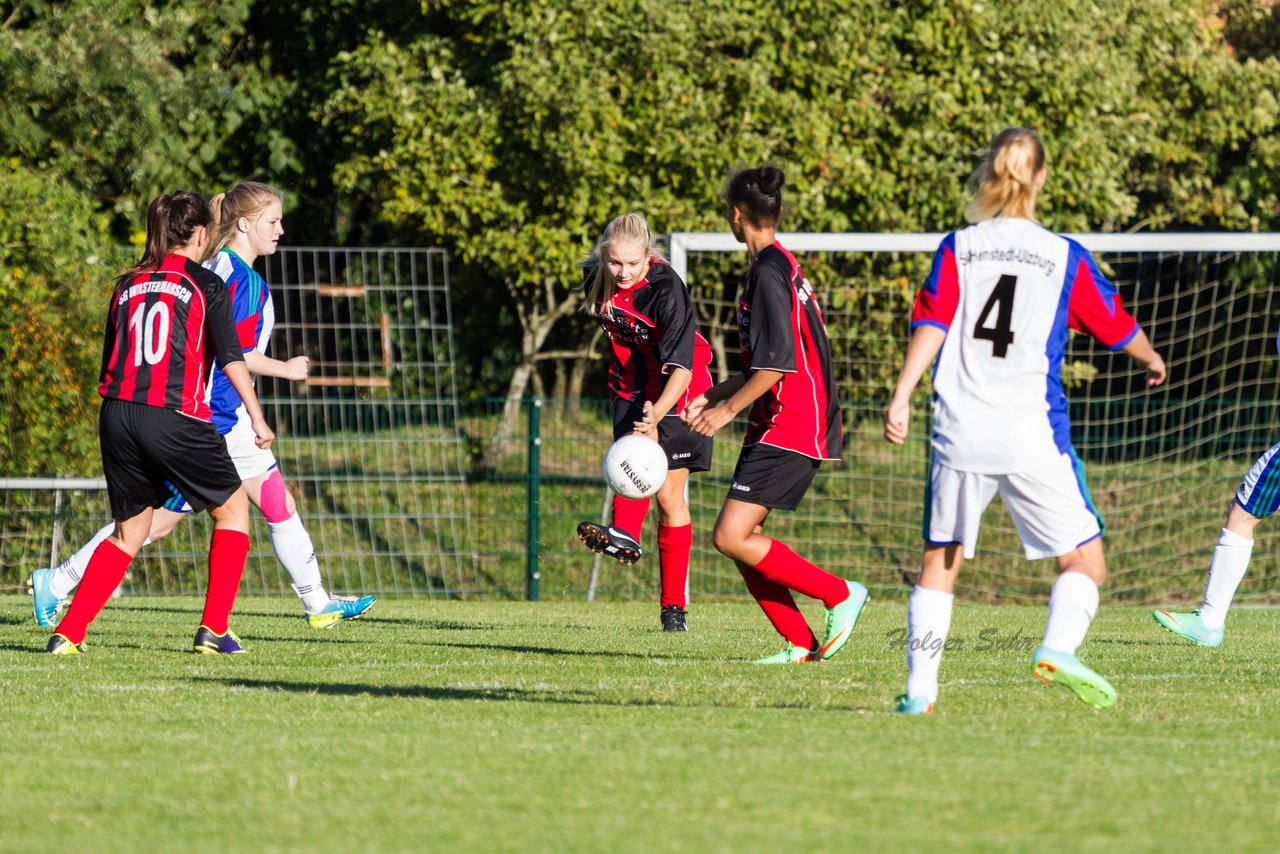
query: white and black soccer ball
[{"left": 602, "top": 434, "right": 668, "bottom": 499}]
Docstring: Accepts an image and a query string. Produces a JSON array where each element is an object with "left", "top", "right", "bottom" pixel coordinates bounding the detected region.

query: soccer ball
[{"left": 603, "top": 434, "right": 668, "bottom": 499}]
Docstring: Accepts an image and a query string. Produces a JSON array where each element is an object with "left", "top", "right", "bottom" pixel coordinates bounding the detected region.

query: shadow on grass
[
  {"left": 198, "top": 676, "right": 595, "bottom": 703},
  {"left": 414, "top": 640, "right": 700, "bottom": 660},
  {"left": 195, "top": 676, "right": 877, "bottom": 711}
]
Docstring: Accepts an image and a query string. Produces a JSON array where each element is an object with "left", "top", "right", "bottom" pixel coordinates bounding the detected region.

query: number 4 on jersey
[{"left": 973, "top": 274, "right": 1017, "bottom": 358}]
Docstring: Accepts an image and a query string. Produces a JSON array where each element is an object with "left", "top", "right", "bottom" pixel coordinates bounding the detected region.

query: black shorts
[
  {"left": 612, "top": 398, "right": 713, "bottom": 473},
  {"left": 727, "top": 443, "right": 821, "bottom": 511},
  {"left": 99, "top": 398, "right": 242, "bottom": 520}
]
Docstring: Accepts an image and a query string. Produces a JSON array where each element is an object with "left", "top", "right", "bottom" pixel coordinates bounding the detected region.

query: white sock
[
  {"left": 50, "top": 523, "right": 114, "bottom": 599},
  {"left": 1042, "top": 572, "right": 1099, "bottom": 655},
  {"left": 270, "top": 513, "right": 328, "bottom": 614},
  {"left": 1199, "top": 528, "right": 1253, "bottom": 629},
  {"left": 905, "top": 586, "right": 954, "bottom": 704}
]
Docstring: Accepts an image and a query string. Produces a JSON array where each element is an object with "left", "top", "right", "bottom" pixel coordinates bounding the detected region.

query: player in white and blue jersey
[
  {"left": 1153, "top": 327, "right": 1280, "bottom": 647},
  {"left": 883, "top": 127, "right": 1167, "bottom": 713},
  {"left": 30, "top": 183, "right": 375, "bottom": 630}
]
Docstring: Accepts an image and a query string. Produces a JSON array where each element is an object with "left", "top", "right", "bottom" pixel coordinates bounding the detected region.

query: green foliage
[
  {"left": 318, "top": 0, "right": 1280, "bottom": 406},
  {"left": 3, "top": 0, "right": 1280, "bottom": 473},
  {"left": 0, "top": 166, "right": 110, "bottom": 472}
]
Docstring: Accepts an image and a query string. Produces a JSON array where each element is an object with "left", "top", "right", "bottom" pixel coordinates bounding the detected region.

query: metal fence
[
  {"left": 1, "top": 247, "right": 481, "bottom": 599},
  {"left": 7, "top": 236, "right": 1280, "bottom": 604}
]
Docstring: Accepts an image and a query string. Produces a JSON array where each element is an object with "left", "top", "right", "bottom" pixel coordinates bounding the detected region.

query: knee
[
  {"left": 210, "top": 488, "right": 250, "bottom": 526},
  {"left": 656, "top": 486, "right": 684, "bottom": 517},
  {"left": 258, "top": 469, "right": 295, "bottom": 523},
  {"left": 713, "top": 524, "right": 740, "bottom": 560}
]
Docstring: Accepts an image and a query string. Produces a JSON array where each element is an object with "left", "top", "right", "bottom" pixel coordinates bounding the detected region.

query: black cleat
[
  {"left": 576, "top": 521, "right": 643, "bottom": 566},
  {"left": 660, "top": 605, "right": 688, "bottom": 632}
]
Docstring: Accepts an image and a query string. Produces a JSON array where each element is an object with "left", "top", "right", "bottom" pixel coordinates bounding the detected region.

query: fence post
[{"left": 526, "top": 397, "right": 542, "bottom": 601}]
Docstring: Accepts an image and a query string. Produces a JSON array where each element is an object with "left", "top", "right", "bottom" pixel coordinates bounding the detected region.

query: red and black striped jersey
[
  {"left": 98, "top": 253, "right": 245, "bottom": 421},
  {"left": 596, "top": 258, "right": 713, "bottom": 410},
  {"left": 737, "top": 242, "right": 843, "bottom": 460}
]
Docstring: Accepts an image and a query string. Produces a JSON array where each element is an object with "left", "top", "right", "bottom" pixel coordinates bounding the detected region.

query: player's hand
[
  {"left": 884, "top": 396, "right": 911, "bottom": 445},
  {"left": 681, "top": 394, "right": 709, "bottom": 424},
  {"left": 283, "top": 355, "right": 310, "bottom": 382},
  {"left": 689, "top": 402, "right": 735, "bottom": 437},
  {"left": 1144, "top": 353, "right": 1167, "bottom": 387},
  {"left": 632, "top": 401, "right": 659, "bottom": 437},
  {"left": 252, "top": 417, "right": 275, "bottom": 450}
]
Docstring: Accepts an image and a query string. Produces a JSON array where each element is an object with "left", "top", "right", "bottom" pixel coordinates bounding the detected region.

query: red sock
[
  {"left": 53, "top": 540, "right": 132, "bottom": 644},
  {"left": 611, "top": 494, "right": 651, "bottom": 541},
  {"left": 753, "top": 539, "right": 848, "bottom": 607},
  {"left": 739, "top": 563, "right": 819, "bottom": 649},
  {"left": 200, "top": 529, "right": 250, "bottom": 635},
  {"left": 658, "top": 523, "right": 692, "bottom": 608}
]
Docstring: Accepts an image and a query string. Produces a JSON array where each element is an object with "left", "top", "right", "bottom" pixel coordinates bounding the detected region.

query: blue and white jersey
[
  {"left": 204, "top": 249, "right": 275, "bottom": 435},
  {"left": 912, "top": 218, "right": 1140, "bottom": 473}
]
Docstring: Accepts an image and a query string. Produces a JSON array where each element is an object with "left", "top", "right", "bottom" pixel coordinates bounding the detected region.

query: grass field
[{"left": 1, "top": 595, "right": 1277, "bottom": 851}]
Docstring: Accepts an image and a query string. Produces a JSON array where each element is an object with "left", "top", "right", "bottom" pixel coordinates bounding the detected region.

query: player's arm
[
  {"left": 884, "top": 325, "right": 947, "bottom": 444},
  {"left": 206, "top": 279, "right": 274, "bottom": 449},
  {"left": 1120, "top": 329, "right": 1166, "bottom": 386},
  {"left": 688, "top": 368, "right": 784, "bottom": 438},
  {"left": 636, "top": 368, "right": 693, "bottom": 437},
  {"left": 244, "top": 349, "right": 310, "bottom": 382},
  {"left": 221, "top": 363, "right": 273, "bottom": 449},
  {"left": 886, "top": 236, "right": 958, "bottom": 445},
  {"left": 682, "top": 371, "right": 745, "bottom": 425},
  {"left": 1066, "top": 243, "right": 1166, "bottom": 387},
  {"left": 636, "top": 277, "right": 697, "bottom": 436}
]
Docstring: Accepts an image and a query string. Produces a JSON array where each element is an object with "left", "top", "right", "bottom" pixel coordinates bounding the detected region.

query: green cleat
[
  {"left": 752, "top": 643, "right": 818, "bottom": 665},
  {"left": 1152, "top": 609, "right": 1223, "bottom": 647},
  {"left": 893, "top": 694, "right": 934, "bottom": 715},
  {"left": 307, "top": 595, "right": 377, "bottom": 629},
  {"left": 1031, "top": 645, "right": 1117, "bottom": 709},
  {"left": 46, "top": 634, "right": 85, "bottom": 655},
  {"left": 818, "top": 580, "right": 868, "bottom": 660}
]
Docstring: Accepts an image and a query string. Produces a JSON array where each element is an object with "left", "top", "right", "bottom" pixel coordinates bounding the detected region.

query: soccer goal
[
  {"left": 642, "top": 230, "right": 1280, "bottom": 603},
  {"left": 0, "top": 247, "right": 481, "bottom": 599}
]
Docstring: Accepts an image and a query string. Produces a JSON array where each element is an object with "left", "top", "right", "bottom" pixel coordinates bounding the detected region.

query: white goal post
[{"left": 669, "top": 232, "right": 1280, "bottom": 285}]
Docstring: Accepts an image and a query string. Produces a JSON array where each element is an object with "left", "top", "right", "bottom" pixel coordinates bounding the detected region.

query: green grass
[{"left": 2, "top": 596, "right": 1278, "bottom": 851}]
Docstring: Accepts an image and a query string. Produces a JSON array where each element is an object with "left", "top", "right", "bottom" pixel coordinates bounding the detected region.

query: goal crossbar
[{"left": 668, "top": 231, "right": 1280, "bottom": 284}]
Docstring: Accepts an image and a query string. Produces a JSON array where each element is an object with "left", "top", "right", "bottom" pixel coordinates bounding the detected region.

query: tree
[{"left": 0, "top": 0, "right": 289, "bottom": 473}]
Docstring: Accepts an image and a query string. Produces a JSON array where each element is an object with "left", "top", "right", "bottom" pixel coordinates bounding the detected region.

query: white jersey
[{"left": 912, "top": 218, "right": 1139, "bottom": 473}]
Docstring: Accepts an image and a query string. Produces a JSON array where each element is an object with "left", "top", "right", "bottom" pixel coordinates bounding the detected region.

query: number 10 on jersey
[{"left": 128, "top": 302, "right": 171, "bottom": 367}]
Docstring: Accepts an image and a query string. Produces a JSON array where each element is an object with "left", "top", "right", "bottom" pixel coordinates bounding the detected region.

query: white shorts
[
  {"left": 223, "top": 415, "right": 279, "bottom": 481},
  {"left": 925, "top": 453, "right": 1103, "bottom": 560}
]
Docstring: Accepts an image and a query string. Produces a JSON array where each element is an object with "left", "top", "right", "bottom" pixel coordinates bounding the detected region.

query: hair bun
[{"left": 758, "top": 166, "right": 785, "bottom": 197}]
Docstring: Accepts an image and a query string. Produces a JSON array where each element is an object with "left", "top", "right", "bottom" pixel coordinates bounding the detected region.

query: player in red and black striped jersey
[
  {"left": 46, "top": 191, "right": 273, "bottom": 656},
  {"left": 99, "top": 254, "right": 241, "bottom": 418},
  {"left": 575, "top": 214, "right": 713, "bottom": 632},
  {"left": 684, "top": 167, "right": 868, "bottom": 663}
]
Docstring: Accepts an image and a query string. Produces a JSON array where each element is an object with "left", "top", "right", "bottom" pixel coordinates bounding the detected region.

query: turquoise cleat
[
  {"left": 307, "top": 595, "right": 377, "bottom": 629},
  {"left": 29, "top": 568, "right": 61, "bottom": 628},
  {"left": 819, "top": 580, "right": 869, "bottom": 661},
  {"left": 1031, "top": 645, "right": 1117, "bottom": 709},
  {"left": 1152, "top": 609, "right": 1223, "bottom": 648},
  {"left": 752, "top": 643, "right": 818, "bottom": 665},
  {"left": 893, "top": 694, "right": 934, "bottom": 715}
]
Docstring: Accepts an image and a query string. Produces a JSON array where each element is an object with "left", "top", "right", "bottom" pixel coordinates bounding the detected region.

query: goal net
[{"left": 582, "top": 231, "right": 1280, "bottom": 603}]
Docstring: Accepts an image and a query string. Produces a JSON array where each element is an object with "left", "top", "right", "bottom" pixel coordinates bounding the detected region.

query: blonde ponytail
[{"left": 966, "top": 127, "right": 1046, "bottom": 223}]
